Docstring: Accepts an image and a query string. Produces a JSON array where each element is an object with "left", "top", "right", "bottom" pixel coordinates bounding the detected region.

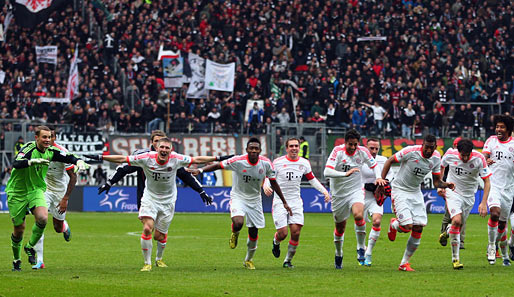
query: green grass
[{"left": 0, "top": 212, "right": 512, "bottom": 297}]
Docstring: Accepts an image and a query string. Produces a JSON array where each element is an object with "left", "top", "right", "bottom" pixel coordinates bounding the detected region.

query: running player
[
  {"left": 482, "top": 114, "right": 514, "bottom": 266},
  {"left": 187, "top": 137, "right": 292, "bottom": 270},
  {"left": 6, "top": 125, "right": 88, "bottom": 271},
  {"left": 32, "top": 129, "right": 78, "bottom": 269},
  {"left": 439, "top": 138, "right": 491, "bottom": 269},
  {"left": 323, "top": 129, "right": 387, "bottom": 269},
  {"left": 262, "top": 137, "right": 330, "bottom": 268},
  {"left": 382, "top": 134, "right": 454, "bottom": 271},
  {"left": 93, "top": 137, "right": 219, "bottom": 271}
]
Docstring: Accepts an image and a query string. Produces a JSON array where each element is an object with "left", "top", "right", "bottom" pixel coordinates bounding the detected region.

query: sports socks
[
  {"left": 34, "top": 234, "right": 45, "bottom": 263},
  {"left": 334, "top": 229, "right": 344, "bottom": 257},
  {"left": 156, "top": 234, "right": 167, "bottom": 261},
  {"left": 11, "top": 234, "right": 22, "bottom": 260},
  {"left": 284, "top": 240, "right": 298, "bottom": 262},
  {"left": 141, "top": 234, "right": 152, "bottom": 265},
  {"left": 498, "top": 227, "right": 508, "bottom": 260},
  {"left": 354, "top": 219, "right": 366, "bottom": 250},
  {"left": 487, "top": 219, "right": 498, "bottom": 245},
  {"left": 449, "top": 226, "right": 460, "bottom": 261},
  {"left": 273, "top": 232, "right": 281, "bottom": 245},
  {"left": 400, "top": 231, "right": 421, "bottom": 265},
  {"left": 28, "top": 221, "right": 46, "bottom": 248},
  {"left": 365, "top": 227, "right": 381, "bottom": 257},
  {"left": 245, "top": 235, "right": 258, "bottom": 261}
]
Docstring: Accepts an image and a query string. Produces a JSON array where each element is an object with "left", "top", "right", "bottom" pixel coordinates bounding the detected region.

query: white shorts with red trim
[
  {"left": 488, "top": 186, "right": 514, "bottom": 221},
  {"left": 230, "top": 198, "right": 265, "bottom": 229},
  {"left": 391, "top": 188, "right": 427, "bottom": 226},
  {"left": 331, "top": 189, "right": 365, "bottom": 223},
  {"left": 445, "top": 190, "right": 474, "bottom": 220},
  {"left": 272, "top": 202, "right": 304, "bottom": 229},
  {"left": 364, "top": 190, "right": 383, "bottom": 222},
  {"left": 45, "top": 190, "right": 67, "bottom": 221},
  {"left": 138, "top": 193, "right": 175, "bottom": 234}
]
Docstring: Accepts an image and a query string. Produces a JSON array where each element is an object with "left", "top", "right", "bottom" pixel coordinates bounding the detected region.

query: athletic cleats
[
  {"left": 272, "top": 241, "right": 280, "bottom": 258},
  {"left": 334, "top": 256, "right": 343, "bottom": 269},
  {"left": 283, "top": 261, "right": 295, "bottom": 269},
  {"left": 229, "top": 232, "right": 239, "bottom": 249},
  {"left": 452, "top": 260, "right": 464, "bottom": 270},
  {"left": 438, "top": 231, "right": 449, "bottom": 247},
  {"left": 155, "top": 260, "right": 168, "bottom": 268},
  {"left": 24, "top": 245, "right": 37, "bottom": 265},
  {"left": 503, "top": 259, "right": 511, "bottom": 267},
  {"left": 12, "top": 260, "right": 21, "bottom": 272},
  {"left": 32, "top": 261, "right": 45, "bottom": 270},
  {"left": 357, "top": 248, "right": 365, "bottom": 266},
  {"left": 140, "top": 264, "right": 152, "bottom": 272},
  {"left": 388, "top": 218, "right": 397, "bottom": 241},
  {"left": 398, "top": 263, "right": 415, "bottom": 272},
  {"left": 63, "top": 227, "right": 72, "bottom": 242},
  {"left": 244, "top": 260, "right": 255, "bottom": 270},
  {"left": 364, "top": 255, "right": 372, "bottom": 267},
  {"left": 487, "top": 245, "right": 496, "bottom": 265}
]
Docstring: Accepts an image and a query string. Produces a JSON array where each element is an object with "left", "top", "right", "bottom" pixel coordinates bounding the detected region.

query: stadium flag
[
  {"left": 163, "top": 57, "right": 184, "bottom": 78},
  {"left": 357, "top": 36, "right": 387, "bottom": 42},
  {"left": 35, "top": 45, "right": 58, "bottom": 64},
  {"left": 157, "top": 44, "right": 179, "bottom": 60},
  {"left": 1, "top": 11, "right": 12, "bottom": 42},
  {"left": 205, "top": 60, "right": 235, "bottom": 92},
  {"left": 13, "top": 0, "right": 68, "bottom": 29},
  {"left": 164, "top": 77, "right": 184, "bottom": 89},
  {"left": 187, "top": 53, "right": 208, "bottom": 99},
  {"left": 40, "top": 97, "right": 69, "bottom": 103},
  {"left": 65, "top": 46, "right": 79, "bottom": 100},
  {"left": 270, "top": 78, "right": 281, "bottom": 98}
]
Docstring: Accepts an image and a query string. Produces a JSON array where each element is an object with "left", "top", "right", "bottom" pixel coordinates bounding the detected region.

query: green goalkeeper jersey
[{"left": 5, "top": 141, "right": 79, "bottom": 196}]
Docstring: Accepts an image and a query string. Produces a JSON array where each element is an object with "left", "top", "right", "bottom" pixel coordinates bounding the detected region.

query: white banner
[
  {"left": 164, "top": 77, "right": 184, "bottom": 89},
  {"left": 157, "top": 44, "right": 179, "bottom": 60},
  {"left": 357, "top": 36, "right": 387, "bottom": 42},
  {"left": 40, "top": 97, "right": 70, "bottom": 103},
  {"left": 3, "top": 11, "right": 13, "bottom": 41},
  {"left": 66, "top": 47, "right": 79, "bottom": 100},
  {"left": 0, "top": 70, "right": 5, "bottom": 84},
  {"left": 16, "top": 0, "right": 53, "bottom": 13},
  {"left": 35, "top": 45, "right": 58, "bottom": 64},
  {"left": 163, "top": 57, "right": 183, "bottom": 78},
  {"left": 205, "top": 60, "right": 235, "bottom": 92},
  {"left": 187, "top": 53, "right": 208, "bottom": 99}
]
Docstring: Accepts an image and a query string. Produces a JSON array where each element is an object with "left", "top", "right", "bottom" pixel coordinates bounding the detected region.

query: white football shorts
[
  {"left": 331, "top": 188, "right": 365, "bottom": 223},
  {"left": 364, "top": 190, "right": 383, "bottom": 222},
  {"left": 138, "top": 193, "right": 175, "bottom": 234},
  {"left": 230, "top": 197, "right": 265, "bottom": 229},
  {"left": 391, "top": 188, "right": 427, "bottom": 226},
  {"left": 45, "top": 190, "right": 67, "bottom": 221},
  {"left": 488, "top": 186, "right": 514, "bottom": 221}
]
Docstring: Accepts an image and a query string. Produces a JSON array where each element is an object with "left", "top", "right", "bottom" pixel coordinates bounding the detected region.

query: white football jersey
[
  {"left": 441, "top": 148, "right": 492, "bottom": 197},
  {"left": 361, "top": 155, "right": 389, "bottom": 184},
  {"left": 221, "top": 154, "right": 276, "bottom": 201},
  {"left": 483, "top": 136, "right": 514, "bottom": 189},
  {"left": 325, "top": 145, "right": 377, "bottom": 197},
  {"left": 391, "top": 145, "right": 441, "bottom": 192},
  {"left": 46, "top": 142, "right": 74, "bottom": 194},
  {"left": 128, "top": 151, "right": 192, "bottom": 204},
  {"left": 272, "top": 156, "right": 314, "bottom": 205}
]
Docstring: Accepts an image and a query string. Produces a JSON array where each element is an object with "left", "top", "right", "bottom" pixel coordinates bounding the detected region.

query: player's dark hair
[
  {"left": 493, "top": 114, "right": 514, "bottom": 134},
  {"left": 423, "top": 134, "right": 437, "bottom": 143},
  {"left": 345, "top": 129, "right": 361, "bottom": 142},
  {"left": 456, "top": 138, "right": 473, "bottom": 154},
  {"left": 151, "top": 130, "right": 167, "bottom": 142},
  {"left": 35, "top": 125, "right": 51, "bottom": 136},
  {"left": 247, "top": 137, "right": 261, "bottom": 147},
  {"left": 367, "top": 138, "right": 380, "bottom": 144},
  {"left": 285, "top": 137, "right": 300, "bottom": 147}
]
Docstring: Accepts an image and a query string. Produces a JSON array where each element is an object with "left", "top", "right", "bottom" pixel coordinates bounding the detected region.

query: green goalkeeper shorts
[{"left": 7, "top": 190, "right": 47, "bottom": 226}]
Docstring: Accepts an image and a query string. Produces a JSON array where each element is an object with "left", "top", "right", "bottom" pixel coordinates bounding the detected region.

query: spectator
[
  {"left": 401, "top": 103, "right": 416, "bottom": 139},
  {"left": 352, "top": 106, "right": 366, "bottom": 134},
  {"left": 472, "top": 106, "right": 485, "bottom": 139},
  {"left": 93, "top": 165, "right": 107, "bottom": 185}
]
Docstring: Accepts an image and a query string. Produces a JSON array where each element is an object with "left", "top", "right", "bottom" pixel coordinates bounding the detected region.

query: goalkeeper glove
[
  {"left": 98, "top": 181, "right": 112, "bottom": 195},
  {"left": 199, "top": 191, "right": 213, "bottom": 205},
  {"left": 28, "top": 158, "right": 50, "bottom": 166}
]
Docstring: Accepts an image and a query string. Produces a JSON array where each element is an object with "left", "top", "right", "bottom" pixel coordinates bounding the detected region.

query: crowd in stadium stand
[{"left": 0, "top": 0, "right": 513, "bottom": 139}]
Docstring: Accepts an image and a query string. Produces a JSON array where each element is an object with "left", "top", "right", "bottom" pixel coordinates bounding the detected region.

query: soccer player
[
  {"left": 187, "top": 137, "right": 292, "bottom": 270},
  {"left": 323, "top": 129, "right": 387, "bottom": 269},
  {"left": 360, "top": 138, "right": 392, "bottom": 266},
  {"left": 95, "top": 130, "right": 230, "bottom": 208},
  {"left": 32, "top": 129, "right": 78, "bottom": 269},
  {"left": 482, "top": 114, "right": 514, "bottom": 266},
  {"left": 262, "top": 137, "right": 330, "bottom": 268},
  {"left": 382, "top": 134, "right": 454, "bottom": 271},
  {"left": 508, "top": 202, "right": 514, "bottom": 260},
  {"left": 439, "top": 138, "right": 491, "bottom": 269},
  {"left": 92, "top": 137, "right": 219, "bottom": 271},
  {"left": 5, "top": 125, "right": 89, "bottom": 271}
]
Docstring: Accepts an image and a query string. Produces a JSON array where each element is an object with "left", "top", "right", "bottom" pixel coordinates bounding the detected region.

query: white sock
[
  {"left": 354, "top": 219, "right": 366, "bottom": 250},
  {"left": 449, "top": 226, "right": 460, "bottom": 261},
  {"left": 245, "top": 236, "right": 258, "bottom": 262},
  {"left": 34, "top": 234, "right": 44, "bottom": 263},
  {"left": 273, "top": 232, "right": 281, "bottom": 245},
  {"left": 141, "top": 234, "right": 153, "bottom": 265},
  {"left": 334, "top": 229, "right": 344, "bottom": 257},
  {"left": 63, "top": 220, "right": 69, "bottom": 233},
  {"left": 365, "top": 227, "right": 381, "bottom": 257},
  {"left": 498, "top": 227, "right": 508, "bottom": 260},
  {"left": 488, "top": 219, "right": 498, "bottom": 245},
  {"left": 285, "top": 240, "right": 298, "bottom": 262},
  {"left": 509, "top": 229, "right": 514, "bottom": 247},
  {"left": 400, "top": 231, "right": 421, "bottom": 265},
  {"left": 156, "top": 234, "right": 167, "bottom": 261},
  {"left": 391, "top": 219, "right": 400, "bottom": 231}
]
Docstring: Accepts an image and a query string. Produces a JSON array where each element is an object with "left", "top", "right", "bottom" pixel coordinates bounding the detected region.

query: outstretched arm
[{"left": 186, "top": 162, "right": 223, "bottom": 175}]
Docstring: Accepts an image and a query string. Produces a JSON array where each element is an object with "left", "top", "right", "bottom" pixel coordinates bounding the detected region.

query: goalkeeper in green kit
[{"left": 5, "top": 126, "right": 90, "bottom": 271}]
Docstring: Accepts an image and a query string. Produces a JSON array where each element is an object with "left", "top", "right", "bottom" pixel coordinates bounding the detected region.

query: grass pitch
[{"left": 0, "top": 212, "right": 512, "bottom": 297}]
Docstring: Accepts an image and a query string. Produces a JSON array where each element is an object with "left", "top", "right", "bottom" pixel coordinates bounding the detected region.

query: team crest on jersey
[
  {"left": 398, "top": 214, "right": 404, "bottom": 219},
  {"left": 342, "top": 159, "right": 347, "bottom": 163},
  {"left": 167, "top": 167, "right": 172, "bottom": 171},
  {"left": 469, "top": 164, "right": 474, "bottom": 168},
  {"left": 454, "top": 161, "right": 458, "bottom": 165},
  {"left": 510, "top": 147, "right": 514, "bottom": 152},
  {"left": 259, "top": 169, "right": 264, "bottom": 174},
  {"left": 299, "top": 165, "right": 304, "bottom": 170},
  {"left": 243, "top": 169, "right": 247, "bottom": 172},
  {"left": 356, "top": 158, "right": 361, "bottom": 164},
  {"left": 429, "top": 163, "right": 433, "bottom": 169},
  {"left": 151, "top": 167, "right": 155, "bottom": 170}
]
